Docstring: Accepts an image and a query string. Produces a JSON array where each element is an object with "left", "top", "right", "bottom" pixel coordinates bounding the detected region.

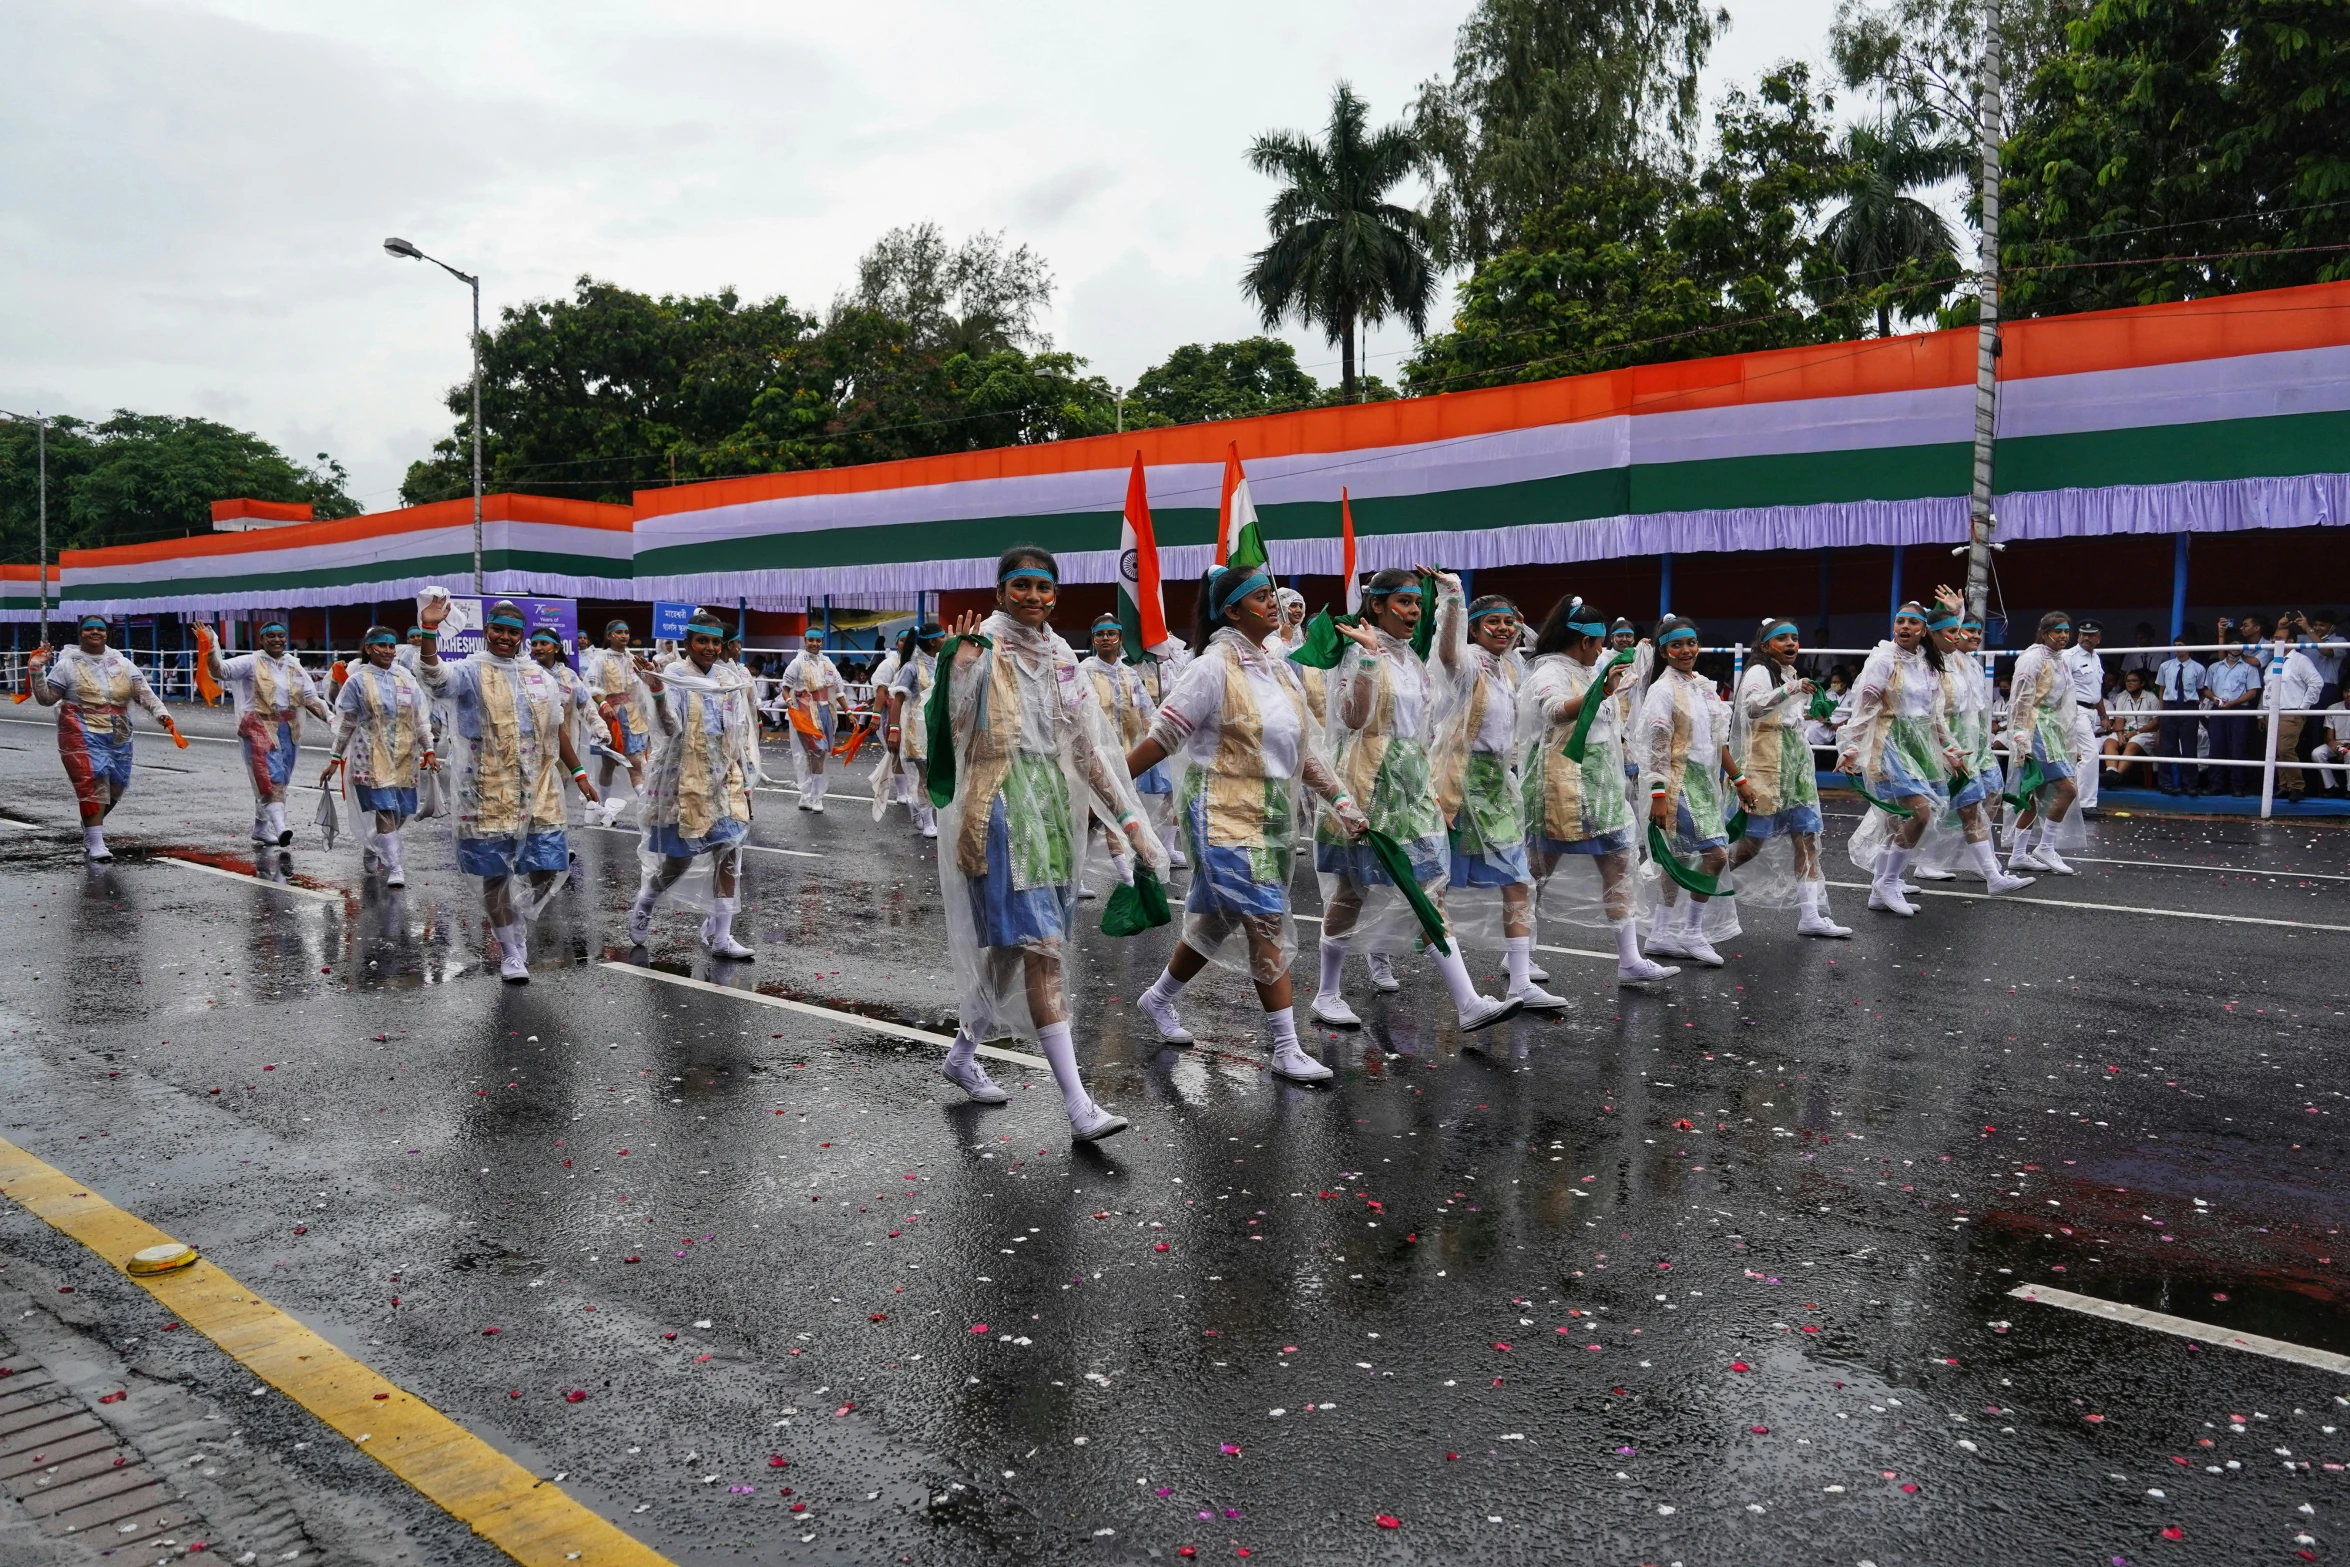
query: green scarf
[
  {"left": 1408, "top": 570, "right": 1440, "bottom": 662},
  {"left": 1648, "top": 821, "right": 1733, "bottom": 898},
  {"left": 1806, "top": 687, "right": 1838, "bottom": 721},
  {"left": 1563, "top": 648, "right": 1639, "bottom": 763},
  {"left": 1288, "top": 608, "right": 1355, "bottom": 670},
  {"left": 924, "top": 633, "right": 991, "bottom": 808},
  {"left": 2000, "top": 756, "right": 2048, "bottom": 811},
  {"left": 1850, "top": 783, "right": 1916, "bottom": 817},
  {"left": 1101, "top": 866, "right": 1173, "bottom": 937},
  {"left": 1363, "top": 827, "right": 1451, "bottom": 956}
]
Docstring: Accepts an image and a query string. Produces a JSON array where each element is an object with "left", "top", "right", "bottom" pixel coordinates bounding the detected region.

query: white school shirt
[
  {"left": 1148, "top": 631, "right": 1312, "bottom": 780},
  {"left": 2272, "top": 648, "right": 2326, "bottom": 712},
  {"left": 2060, "top": 644, "right": 2106, "bottom": 705},
  {"left": 218, "top": 650, "right": 322, "bottom": 717}
]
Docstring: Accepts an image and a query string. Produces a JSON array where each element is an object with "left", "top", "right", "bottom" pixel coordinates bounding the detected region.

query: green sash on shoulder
[
  {"left": 1563, "top": 648, "right": 1639, "bottom": 764},
  {"left": 924, "top": 633, "right": 991, "bottom": 809}
]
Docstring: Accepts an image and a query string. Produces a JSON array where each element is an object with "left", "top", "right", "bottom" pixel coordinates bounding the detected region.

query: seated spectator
[
  {"left": 2314, "top": 696, "right": 2350, "bottom": 795},
  {"left": 2102, "top": 667, "right": 2160, "bottom": 787}
]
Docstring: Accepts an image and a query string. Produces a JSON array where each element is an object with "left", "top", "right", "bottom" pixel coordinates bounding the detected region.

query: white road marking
[
  {"left": 155, "top": 856, "right": 343, "bottom": 902},
  {"left": 2011, "top": 1283, "right": 2350, "bottom": 1376},
  {"left": 2068, "top": 854, "right": 2350, "bottom": 883},
  {"left": 1823, "top": 879, "right": 2350, "bottom": 932},
  {"left": 575, "top": 823, "right": 820, "bottom": 860},
  {"left": 0, "top": 817, "right": 36, "bottom": 830},
  {"left": 599, "top": 959, "right": 1047, "bottom": 1069},
  {"left": 1289, "top": 910, "right": 1616, "bottom": 964}
]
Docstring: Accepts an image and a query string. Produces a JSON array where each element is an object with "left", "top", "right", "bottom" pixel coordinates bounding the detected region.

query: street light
[
  {"left": 0, "top": 408, "right": 51, "bottom": 644},
  {"left": 384, "top": 236, "right": 484, "bottom": 592}
]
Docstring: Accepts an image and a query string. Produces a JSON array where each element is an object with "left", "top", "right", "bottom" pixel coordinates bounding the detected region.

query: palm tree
[
  {"left": 1819, "top": 113, "right": 1970, "bottom": 337},
  {"left": 1244, "top": 84, "right": 1434, "bottom": 403}
]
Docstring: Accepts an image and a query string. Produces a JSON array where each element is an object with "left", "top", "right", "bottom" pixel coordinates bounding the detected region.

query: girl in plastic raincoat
[
  {"left": 1722, "top": 617, "right": 1850, "bottom": 938},
  {"left": 784, "top": 628, "right": 845, "bottom": 811},
  {"left": 1264, "top": 586, "right": 1328, "bottom": 727},
  {"left": 204, "top": 619, "right": 335, "bottom": 850},
  {"left": 1081, "top": 613, "right": 1182, "bottom": 873},
  {"left": 1910, "top": 590, "right": 2037, "bottom": 893},
  {"left": 888, "top": 625, "right": 942, "bottom": 839},
  {"left": 928, "top": 546, "right": 1168, "bottom": 1143},
  {"left": 2001, "top": 610, "right": 2086, "bottom": 876},
  {"left": 1836, "top": 601, "right": 1963, "bottom": 916},
  {"left": 1516, "top": 597, "right": 1678, "bottom": 984},
  {"left": 581, "top": 619, "right": 653, "bottom": 825},
  {"left": 529, "top": 627, "right": 600, "bottom": 824},
  {"left": 1312, "top": 568, "right": 1520, "bottom": 1034},
  {"left": 1123, "top": 564, "right": 1369, "bottom": 1084},
  {"left": 416, "top": 599, "right": 597, "bottom": 982},
  {"left": 1639, "top": 617, "right": 1755, "bottom": 968},
  {"left": 1433, "top": 592, "right": 1565, "bottom": 1010},
  {"left": 625, "top": 610, "right": 758, "bottom": 959},
  {"left": 29, "top": 614, "right": 184, "bottom": 861},
  {"left": 320, "top": 627, "right": 430, "bottom": 886}
]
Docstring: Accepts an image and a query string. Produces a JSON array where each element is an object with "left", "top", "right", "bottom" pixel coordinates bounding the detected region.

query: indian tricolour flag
[
  {"left": 1340, "top": 487, "right": 1360, "bottom": 614},
  {"left": 1213, "top": 442, "right": 1267, "bottom": 571},
  {"left": 1116, "top": 453, "right": 1167, "bottom": 661}
]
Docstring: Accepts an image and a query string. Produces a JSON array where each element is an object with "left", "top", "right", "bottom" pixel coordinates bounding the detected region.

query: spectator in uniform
[
  {"left": 2153, "top": 636, "right": 2208, "bottom": 795},
  {"left": 2204, "top": 641, "right": 2262, "bottom": 794},
  {"left": 2269, "top": 611, "right": 2325, "bottom": 804},
  {"left": 2061, "top": 619, "right": 2109, "bottom": 813}
]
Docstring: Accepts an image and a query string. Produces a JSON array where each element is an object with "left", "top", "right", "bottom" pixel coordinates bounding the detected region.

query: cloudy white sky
[{"left": 4, "top": 0, "right": 1852, "bottom": 512}]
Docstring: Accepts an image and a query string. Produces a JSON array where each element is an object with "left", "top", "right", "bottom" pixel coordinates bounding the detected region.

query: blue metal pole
[
  {"left": 1658, "top": 554, "right": 1673, "bottom": 619},
  {"left": 2170, "top": 533, "right": 2190, "bottom": 639},
  {"left": 1889, "top": 544, "right": 1906, "bottom": 621}
]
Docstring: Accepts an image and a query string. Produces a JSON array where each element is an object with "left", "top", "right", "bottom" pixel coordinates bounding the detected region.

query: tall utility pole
[
  {"left": 1962, "top": 0, "right": 2005, "bottom": 628},
  {"left": 384, "top": 237, "right": 485, "bottom": 592}
]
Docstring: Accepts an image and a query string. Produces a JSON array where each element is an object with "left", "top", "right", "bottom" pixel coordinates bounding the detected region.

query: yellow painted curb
[{"left": 0, "top": 1137, "right": 674, "bottom": 1567}]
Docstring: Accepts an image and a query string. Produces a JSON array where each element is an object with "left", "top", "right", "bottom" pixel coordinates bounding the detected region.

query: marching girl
[
  {"left": 1913, "top": 591, "right": 2036, "bottom": 892},
  {"left": 1433, "top": 592, "right": 1566, "bottom": 1010},
  {"left": 1638, "top": 616, "right": 1754, "bottom": 967},
  {"left": 1836, "top": 601, "right": 1963, "bottom": 916},
  {"left": 625, "top": 610, "right": 759, "bottom": 959},
  {"left": 783, "top": 627, "right": 846, "bottom": 812},
  {"left": 319, "top": 627, "right": 430, "bottom": 886},
  {"left": 1722, "top": 617, "right": 1850, "bottom": 937},
  {"left": 28, "top": 614, "right": 184, "bottom": 861},
  {"left": 1312, "top": 568, "right": 1520, "bottom": 1032},
  {"left": 928, "top": 546, "right": 1168, "bottom": 1141},
  {"left": 2002, "top": 611, "right": 2085, "bottom": 876},
  {"left": 888, "top": 624, "right": 942, "bottom": 839},
  {"left": 582, "top": 619, "right": 653, "bottom": 826},
  {"left": 1082, "top": 613, "right": 1181, "bottom": 872},
  {"left": 530, "top": 628, "right": 605, "bottom": 838},
  {"left": 1125, "top": 564, "right": 1369, "bottom": 1082},
  {"left": 1518, "top": 597, "right": 1678, "bottom": 983},
  {"left": 416, "top": 599, "right": 597, "bottom": 982},
  {"left": 204, "top": 620, "right": 335, "bottom": 849}
]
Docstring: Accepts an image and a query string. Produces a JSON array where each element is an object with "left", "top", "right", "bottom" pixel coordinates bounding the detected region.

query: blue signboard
[{"left": 651, "top": 601, "right": 698, "bottom": 642}]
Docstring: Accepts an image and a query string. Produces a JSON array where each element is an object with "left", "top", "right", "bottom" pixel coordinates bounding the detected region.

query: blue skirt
[
  {"left": 1182, "top": 795, "right": 1287, "bottom": 918},
  {"left": 1316, "top": 832, "right": 1445, "bottom": 887},
  {"left": 356, "top": 784, "right": 418, "bottom": 815},
  {"left": 457, "top": 829, "right": 569, "bottom": 877},
  {"left": 646, "top": 816, "right": 750, "bottom": 859},
  {"left": 1874, "top": 743, "right": 1950, "bottom": 803},
  {"left": 1136, "top": 761, "right": 1174, "bottom": 797},
  {"left": 1448, "top": 841, "right": 1532, "bottom": 888},
  {"left": 1742, "top": 803, "right": 1822, "bottom": 839},
  {"left": 1672, "top": 796, "right": 1728, "bottom": 854},
  {"left": 1535, "top": 825, "right": 1638, "bottom": 858},
  {"left": 2029, "top": 728, "right": 2075, "bottom": 781},
  {"left": 1949, "top": 762, "right": 2002, "bottom": 811},
  {"left": 969, "top": 797, "right": 1073, "bottom": 948}
]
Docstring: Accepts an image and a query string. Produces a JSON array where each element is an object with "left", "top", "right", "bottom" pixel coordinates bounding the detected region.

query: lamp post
[
  {"left": 383, "top": 237, "right": 484, "bottom": 592},
  {"left": 0, "top": 409, "right": 50, "bottom": 644}
]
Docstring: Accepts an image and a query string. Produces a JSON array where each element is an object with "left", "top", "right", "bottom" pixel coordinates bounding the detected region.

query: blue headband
[
  {"left": 529, "top": 627, "right": 559, "bottom": 643},
  {"left": 1760, "top": 621, "right": 1797, "bottom": 642},
  {"left": 364, "top": 630, "right": 398, "bottom": 646},
  {"left": 488, "top": 613, "right": 527, "bottom": 631},
  {"left": 1091, "top": 614, "right": 1121, "bottom": 632},
  {"left": 2048, "top": 622, "right": 2072, "bottom": 633},
  {"left": 78, "top": 615, "right": 107, "bottom": 631},
  {"left": 1566, "top": 620, "right": 1607, "bottom": 637},
  {"left": 408, "top": 626, "right": 426, "bottom": 637},
  {"left": 1000, "top": 566, "right": 1057, "bottom": 585},
  {"left": 1210, "top": 568, "right": 1272, "bottom": 621},
  {"left": 259, "top": 621, "right": 287, "bottom": 635},
  {"left": 1926, "top": 612, "right": 1961, "bottom": 630},
  {"left": 1961, "top": 618, "right": 1985, "bottom": 630},
  {"left": 1377, "top": 583, "right": 1422, "bottom": 601},
  {"left": 1658, "top": 627, "right": 1697, "bottom": 646},
  {"left": 604, "top": 619, "right": 630, "bottom": 635},
  {"left": 1469, "top": 604, "right": 1517, "bottom": 622},
  {"left": 685, "top": 619, "right": 724, "bottom": 637}
]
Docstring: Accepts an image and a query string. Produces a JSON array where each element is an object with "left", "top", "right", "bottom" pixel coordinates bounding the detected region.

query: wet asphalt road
[{"left": 0, "top": 703, "right": 2346, "bottom": 1567}]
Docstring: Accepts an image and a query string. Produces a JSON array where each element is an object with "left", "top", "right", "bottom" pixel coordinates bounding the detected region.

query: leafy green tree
[
  {"left": 0, "top": 413, "right": 356, "bottom": 559},
  {"left": 1830, "top": 0, "right": 2082, "bottom": 136},
  {"left": 2001, "top": 0, "right": 2350, "bottom": 317},
  {"left": 1406, "top": 66, "right": 1865, "bottom": 391},
  {"left": 1414, "top": 0, "right": 1726, "bottom": 266},
  {"left": 1127, "top": 339, "right": 1322, "bottom": 426},
  {"left": 1818, "top": 112, "right": 1969, "bottom": 334},
  {"left": 848, "top": 222, "right": 1056, "bottom": 356},
  {"left": 1244, "top": 83, "right": 1435, "bottom": 403}
]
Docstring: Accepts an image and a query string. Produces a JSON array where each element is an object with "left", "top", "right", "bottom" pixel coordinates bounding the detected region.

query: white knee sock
[
  {"left": 1681, "top": 897, "right": 1709, "bottom": 934},
  {"left": 1876, "top": 846, "right": 1910, "bottom": 887},
  {"left": 706, "top": 897, "right": 736, "bottom": 944},
  {"left": 1142, "top": 969, "right": 1187, "bottom": 1008},
  {"left": 912, "top": 799, "right": 935, "bottom": 832},
  {"left": 1613, "top": 919, "right": 1641, "bottom": 964},
  {"left": 945, "top": 1029, "right": 978, "bottom": 1073},
  {"left": 1796, "top": 881, "right": 1819, "bottom": 916},
  {"left": 1035, "top": 1021, "right": 1094, "bottom": 1120},
  {"left": 1432, "top": 945, "right": 1482, "bottom": 1009},
  {"left": 1318, "top": 936, "right": 1349, "bottom": 994},
  {"left": 1967, "top": 839, "right": 2001, "bottom": 879},
  {"left": 265, "top": 800, "right": 287, "bottom": 838},
  {"left": 1505, "top": 936, "right": 1533, "bottom": 992},
  {"left": 1264, "top": 1005, "right": 1299, "bottom": 1052}
]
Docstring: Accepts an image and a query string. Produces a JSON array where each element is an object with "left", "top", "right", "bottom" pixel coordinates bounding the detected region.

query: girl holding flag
[
  {"left": 1638, "top": 616, "right": 1754, "bottom": 967},
  {"left": 1836, "top": 601, "right": 1963, "bottom": 916},
  {"left": 320, "top": 627, "right": 431, "bottom": 886},
  {"left": 1313, "top": 568, "right": 1521, "bottom": 1033},
  {"left": 927, "top": 546, "right": 1168, "bottom": 1142},
  {"left": 1125, "top": 562, "right": 1368, "bottom": 1082},
  {"left": 29, "top": 614, "right": 185, "bottom": 861},
  {"left": 1722, "top": 617, "right": 1851, "bottom": 937},
  {"left": 1516, "top": 597, "right": 1679, "bottom": 983}
]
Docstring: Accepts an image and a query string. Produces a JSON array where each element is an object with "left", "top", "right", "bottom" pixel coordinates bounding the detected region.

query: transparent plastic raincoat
[
  {"left": 39, "top": 647, "right": 168, "bottom": 825},
  {"left": 783, "top": 648, "right": 844, "bottom": 788},
  {"left": 1912, "top": 652, "right": 2005, "bottom": 875},
  {"left": 1082, "top": 652, "right": 1173, "bottom": 829},
  {"left": 1638, "top": 666, "right": 1742, "bottom": 942},
  {"left": 1841, "top": 640, "right": 1958, "bottom": 873},
  {"left": 1518, "top": 648, "right": 1644, "bottom": 928},
  {"left": 1315, "top": 584, "right": 1459, "bottom": 954},
  {"left": 637, "top": 657, "right": 756, "bottom": 914},
  {"left": 2001, "top": 642, "right": 2089, "bottom": 853},
  {"left": 935, "top": 612, "right": 1165, "bottom": 1044},
  {"left": 1148, "top": 627, "right": 1350, "bottom": 984},
  {"left": 1727, "top": 660, "right": 1822, "bottom": 907},
  {"left": 1430, "top": 628, "right": 1532, "bottom": 949},
  {"left": 417, "top": 652, "right": 574, "bottom": 920},
  {"left": 218, "top": 650, "right": 333, "bottom": 807},
  {"left": 332, "top": 661, "right": 431, "bottom": 831}
]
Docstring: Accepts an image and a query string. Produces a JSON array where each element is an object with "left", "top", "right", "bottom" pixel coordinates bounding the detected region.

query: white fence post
[{"left": 2259, "top": 634, "right": 2285, "bottom": 819}]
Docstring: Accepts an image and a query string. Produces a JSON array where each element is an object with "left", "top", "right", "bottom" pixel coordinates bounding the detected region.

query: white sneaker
[
  {"left": 627, "top": 898, "right": 655, "bottom": 947},
  {"left": 1796, "top": 910, "right": 1853, "bottom": 939},
  {"left": 1269, "top": 1043, "right": 1334, "bottom": 1084},
  {"left": 386, "top": 867, "right": 407, "bottom": 888},
  {"left": 1644, "top": 923, "right": 1690, "bottom": 960},
  {"left": 796, "top": 798, "right": 812, "bottom": 812},
  {"left": 1527, "top": 962, "right": 1550, "bottom": 983},
  {"left": 362, "top": 845, "right": 380, "bottom": 874},
  {"left": 2008, "top": 847, "right": 2049, "bottom": 873},
  {"left": 1366, "top": 955, "right": 1401, "bottom": 993},
  {"left": 941, "top": 1055, "right": 1009, "bottom": 1105},
  {"left": 1985, "top": 867, "right": 2035, "bottom": 894},
  {"left": 1898, "top": 879, "right": 1923, "bottom": 897},
  {"left": 1510, "top": 983, "right": 1568, "bottom": 1012},
  {"left": 700, "top": 920, "right": 754, "bottom": 960},
  {"left": 1912, "top": 866, "right": 1957, "bottom": 881},
  {"left": 250, "top": 819, "right": 271, "bottom": 843},
  {"left": 2037, "top": 848, "right": 2078, "bottom": 875},
  {"left": 1680, "top": 934, "right": 1726, "bottom": 967},
  {"left": 499, "top": 938, "right": 530, "bottom": 984},
  {"left": 1456, "top": 993, "right": 1524, "bottom": 1032},
  {"left": 1136, "top": 990, "right": 1195, "bottom": 1046},
  {"left": 1618, "top": 955, "right": 1680, "bottom": 984},
  {"left": 1069, "top": 1103, "right": 1129, "bottom": 1142},
  {"left": 920, "top": 822, "right": 938, "bottom": 840},
  {"left": 1309, "top": 993, "right": 1361, "bottom": 1029},
  {"left": 1168, "top": 848, "right": 1190, "bottom": 869},
  {"left": 1076, "top": 883, "right": 1098, "bottom": 902},
  {"left": 1867, "top": 882, "right": 1917, "bottom": 917}
]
